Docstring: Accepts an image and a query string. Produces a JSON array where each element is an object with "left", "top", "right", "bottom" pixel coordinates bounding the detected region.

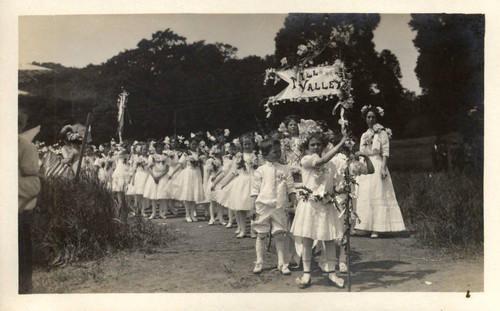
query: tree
[
  {"left": 21, "top": 28, "right": 275, "bottom": 143},
  {"left": 273, "top": 13, "right": 407, "bottom": 136},
  {"left": 409, "top": 14, "right": 484, "bottom": 136}
]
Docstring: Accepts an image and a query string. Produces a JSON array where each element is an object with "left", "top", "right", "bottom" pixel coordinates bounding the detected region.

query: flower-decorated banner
[{"left": 271, "top": 65, "right": 343, "bottom": 102}]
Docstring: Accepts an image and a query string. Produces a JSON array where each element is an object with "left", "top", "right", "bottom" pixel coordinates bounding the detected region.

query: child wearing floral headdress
[
  {"left": 129, "top": 142, "right": 149, "bottom": 216},
  {"left": 111, "top": 144, "right": 132, "bottom": 221},
  {"left": 291, "top": 122, "right": 347, "bottom": 289},
  {"left": 165, "top": 136, "right": 181, "bottom": 216},
  {"left": 213, "top": 141, "right": 238, "bottom": 227},
  {"left": 218, "top": 132, "right": 263, "bottom": 238},
  {"left": 202, "top": 142, "right": 224, "bottom": 225},
  {"left": 125, "top": 142, "right": 139, "bottom": 212},
  {"left": 168, "top": 134, "right": 205, "bottom": 222},
  {"left": 94, "top": 144, "right": 112, "bottom": 189},
  {"left": 143, "top": 142, "right": 169, "bottom": 219}
]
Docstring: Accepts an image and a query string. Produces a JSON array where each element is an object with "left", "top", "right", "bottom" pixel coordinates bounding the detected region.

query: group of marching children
[{"left": 41, "top": 114, "right": 377, "bottom": 289}]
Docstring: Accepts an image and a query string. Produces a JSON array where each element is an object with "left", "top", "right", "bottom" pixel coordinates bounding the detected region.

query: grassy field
[{"left": 389, "top": 132, "right": 464, "bottom": 171}]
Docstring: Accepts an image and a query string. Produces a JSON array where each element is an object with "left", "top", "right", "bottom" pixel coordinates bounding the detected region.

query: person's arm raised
[{"left": 314, "top": 135, "right": 347, "bottom": 166}]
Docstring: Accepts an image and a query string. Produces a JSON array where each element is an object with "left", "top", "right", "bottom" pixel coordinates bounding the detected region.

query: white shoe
[
  {"left": 328, "top": 274, "right": 345, "bottom": 288},
  {"left": 185, "top": 217, "right": 193, "bottom": 223},
  {"left": 226, "top": 222, "right": 233, "bottom": 229},
  {"left": 339, "top": 262, "right": 347, "bottom": 273},
  {"left": 253, "top": 262, "right": 263, "bottom": 274},
  {"left": 370, "top": 232, "right": 379, "bottom": 238},
  {"left": 279, "top": 265, "right": 291, "bottom": 275},
  {"left": 208, "top": 219, "right": 215, "bottom": 225}
]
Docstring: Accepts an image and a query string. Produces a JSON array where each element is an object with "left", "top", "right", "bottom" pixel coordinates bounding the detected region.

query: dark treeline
[{"left": 19, "top": 14, "right": 483, "bottom": 151}]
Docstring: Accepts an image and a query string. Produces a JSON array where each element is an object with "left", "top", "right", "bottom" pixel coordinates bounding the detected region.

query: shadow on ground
[{"left": 350, "top": 260, "right": 436, "bottom": 291}]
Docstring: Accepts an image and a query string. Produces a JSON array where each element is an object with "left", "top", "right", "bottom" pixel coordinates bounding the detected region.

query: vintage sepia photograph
[{"left": 7, "top": 0, "right": 497, "bottom": 309}]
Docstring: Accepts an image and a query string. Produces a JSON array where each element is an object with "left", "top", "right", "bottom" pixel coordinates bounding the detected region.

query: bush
[
  {"left": 392, "top": 170, "right": 483, "bottom": 255},
  {"left": 33, "top": 173, "right": 174, "bottom": 267}
]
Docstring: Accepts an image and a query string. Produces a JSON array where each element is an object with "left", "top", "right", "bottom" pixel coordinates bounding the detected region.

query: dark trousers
[{"left": 19, "top": 211, "right": 33, "bottom": 294}]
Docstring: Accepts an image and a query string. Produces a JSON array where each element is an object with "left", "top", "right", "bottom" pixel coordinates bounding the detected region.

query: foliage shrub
[
  {"left": 33, "top": 173, "right": 174, "bottom": 267},
  {"left": 392, "top": 170, "right": 483, "bottom": 254}
]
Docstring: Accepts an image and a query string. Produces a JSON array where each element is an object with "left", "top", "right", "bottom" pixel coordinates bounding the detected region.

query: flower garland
[
  {"left": 296, "top": 186, "right": 341, "bottom": 213},
  {"left": 235, "top": 151, "right": 259, "bottom": 172}
]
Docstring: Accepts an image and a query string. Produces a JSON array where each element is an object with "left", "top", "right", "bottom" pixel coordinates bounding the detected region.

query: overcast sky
[{"left": 19, "top": 14, "right": 421, "bottom": 94}]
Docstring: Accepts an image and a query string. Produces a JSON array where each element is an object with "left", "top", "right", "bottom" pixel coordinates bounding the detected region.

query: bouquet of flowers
[
  {"left": 235, "top": 152, "right": 259, "bottom": 172},
  {"left": 187, "top": 150, "right": 203, "bottom": 168},
  {"left": 135, "top": 155, "right": 147, "bottom": 168}
]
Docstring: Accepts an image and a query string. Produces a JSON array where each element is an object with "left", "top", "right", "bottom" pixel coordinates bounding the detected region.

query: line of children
[{"left": 37, "top": 120, "right": 378, "bottom": 290}]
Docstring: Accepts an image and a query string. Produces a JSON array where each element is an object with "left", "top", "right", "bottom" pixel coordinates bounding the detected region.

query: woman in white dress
[{"left": 355, "top": 106, "right": 406, "bottom": 238}]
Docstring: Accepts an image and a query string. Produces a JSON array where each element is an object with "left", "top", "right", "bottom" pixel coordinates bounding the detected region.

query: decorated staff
[
  {"left": 262, "top": 23, "right": 361, "bottom": 290},
  {"left": 117, "top": 89, "right": 129, "bottom": 144}
]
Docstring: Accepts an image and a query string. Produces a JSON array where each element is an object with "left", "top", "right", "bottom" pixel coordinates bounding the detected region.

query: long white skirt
[{"left": 354, "top": 154, "right": 406, "bottom": 232}]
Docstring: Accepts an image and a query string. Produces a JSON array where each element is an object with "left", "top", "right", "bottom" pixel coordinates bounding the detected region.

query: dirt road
[{"left": 33, "top": 215, "right": 483, "bottom": 293}]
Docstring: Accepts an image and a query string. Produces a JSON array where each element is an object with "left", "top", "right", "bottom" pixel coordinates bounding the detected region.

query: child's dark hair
[
  {"left": 154, "top": 141, "right": 165, "bottom": 150},
  {"left": 239, "top": 132, "right": 255, "bottom": 145},
  {"left": 239, "top": 132, "right": 259, "bottom": 152},
  {"left": 213, "top": 128, "right": 225, "bottom": 138},
  {"left": 283, "top": 114, "right": 301, "bottom": 126},
  {"left": 266, "top": 130, "right": 283, "bottom": 140},
  {"left": 260, "top": 138, "right": 281, "bottom": 157},
  {"left": 300, "top": 132, "right": 327, "bottom": 153}
]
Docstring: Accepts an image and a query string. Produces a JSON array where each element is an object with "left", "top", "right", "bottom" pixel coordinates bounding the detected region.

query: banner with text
[{"left": 272, "top": 65, "right": 343, "bottom": 102}]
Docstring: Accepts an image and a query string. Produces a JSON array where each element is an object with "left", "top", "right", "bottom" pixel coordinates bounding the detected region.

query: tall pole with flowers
[
  {"left": 117, "top": 88, "right": 129, "bottom": 144},
  {"left": 263, "top": 22, "right": 358, "bottom": 291}
]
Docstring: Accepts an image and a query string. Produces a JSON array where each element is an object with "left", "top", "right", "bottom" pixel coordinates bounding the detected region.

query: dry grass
[
  {"left": 392, "top": 170, "right": 483, "bottom": 256},
  {"left": 33, "top": 173, "right": 175, "bottom": 267}
]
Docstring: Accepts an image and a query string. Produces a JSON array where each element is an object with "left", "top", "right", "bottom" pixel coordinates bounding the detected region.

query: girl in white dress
[
  {"left": 130, "top": 144, "right": 149, "bottom": 216},
  {"left": 291, "top": 126, "right": 347, "bottom": 289},
  {"left": 125, "top": 143, "right": 140, "bottom": 212},
  {"left": 355, "top": 106, "right": 406, "bottom": 237},
  {"left": 143, "top": 143, "right": 169, "bottom": 219},
  {"left": 213, "top": 142, "right": 237, "bottom": 228},
  {"left": 203, "top": 145, "right": 223, "bottom": 225},
  {"left": 164, "top": 136, "right": 181, "bottom": 216},
  {"left": 169, "top": 135, "right": 205, "bottom": 222},
  {"left": 279, "top": 115, "right": 302, "bottom": 180},
  {"left": 218, "top": 133, "right": 263, "bottom": 238},
  {"left": 111, "top": 147, "right": 132, "bottom": 220}
]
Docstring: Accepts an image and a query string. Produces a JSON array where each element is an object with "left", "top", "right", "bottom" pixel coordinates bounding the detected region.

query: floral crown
[
  {"left": 209, "top": 145, "right": 221, "bottom": 157},
  {"left": 297, "top": 119, "right": 324, "bottom": 146},
  {"left": 361, "top": 105, "right": 384, "bottom": 117}
]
